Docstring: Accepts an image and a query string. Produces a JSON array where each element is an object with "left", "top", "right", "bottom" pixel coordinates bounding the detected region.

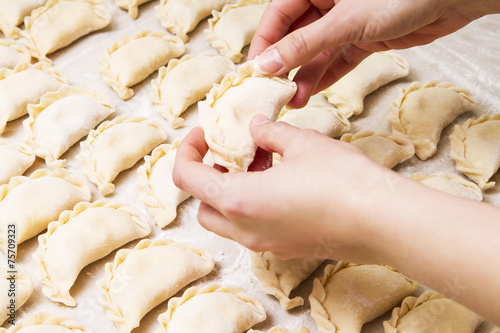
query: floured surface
[{"left": 1, "top": 2, "right": 499, "bottom": 332}]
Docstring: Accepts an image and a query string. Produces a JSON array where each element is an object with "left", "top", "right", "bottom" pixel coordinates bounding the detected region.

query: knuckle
[
  {"left": 268, "top": 4, "right": 294, "bottom": 28},
  {"left": 221, "top": 195, "right": 251, "bottom": 220},
  {"left": 287, "top": 31, "right": 310, "bottom": 58}
]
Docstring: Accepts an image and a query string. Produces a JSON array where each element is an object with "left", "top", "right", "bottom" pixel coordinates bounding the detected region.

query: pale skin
[{"left": 173, "top": 0, "right": 500, "bottom": 326}]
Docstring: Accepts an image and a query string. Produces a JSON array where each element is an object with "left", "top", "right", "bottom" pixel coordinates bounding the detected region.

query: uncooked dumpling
[
  {"left": 0, "top": 312, "right": 93, "bottom": 332},
  {"left": 0, "top": 267, "right": 33, "bottom": 325},
  {"left": 0, "top": 39, "right": 32, "bottom": 69},
  {"left": 410, "top": 171, "right": 482, "bottom": 201},
  {"left": 0, "top": 141, "right": 35, "bottom": 185}
]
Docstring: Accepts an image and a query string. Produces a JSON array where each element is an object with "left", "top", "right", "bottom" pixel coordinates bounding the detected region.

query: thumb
[{"left": 249, "top": 114, "right": 303, "bottom": 156}]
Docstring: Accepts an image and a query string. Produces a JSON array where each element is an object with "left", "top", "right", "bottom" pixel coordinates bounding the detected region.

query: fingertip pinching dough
[
  {"left": 250, "top": 251, "right": 324, "bottom": 310},
  {"left": 137, "top": 141, "right": 191, "bottom": 228},
  {"left": 24, "top": 85, "right": 115, "bottom": 169},
  {"left": 22, "top": 0, "right": 112, "bottom": 61},
  {"left": 99, "top": 30, "right": 185, "bottom": 100},
  {"left": 78, "top": 116, "right": 167, "bottom": 195},
  {"left": 0, "top": 0, "right": 48, "bottom": 38},
  {"left": 205, "top": 0, "right": 270, "bottom": 63},
  {"left": 309, "top": 262, "right": 419, "bottom": 333},
  {"left": 340, "top": 131, "right": 415, "bottom": 169},
  {"left": 199, "top": 60, "right": 296, "bottom": 172},
  {"left": 388, "top": 81, "right": 476, "bottom": 160},
  {"left": 151, "top": 53, "right": 235, "bottom": 129},
  {"left": 115, "top": 0, "right": 155, "bottom": 19},
  {"left": 97, "top": 238, "right": 215, "bottom": 333},
  {"left": 0, "top": 267, "right": 33, "bottom": 325},
  {"left": 449, "top": 113, "right": 500, "bottom": 190},
  {"left": 0, "top": 312, "right": 94, "bottom": 332},
  {"left": 33, "top": 200, "right": 151, "bottom": 307},
  {"left": 321, "top": 51, "right": 410, "bottom": 118},
  {"left": 410, "top": 171, "right": 483, "bottom": 201},
  {"left": 0, "top": 62, "right": 67, "bottom": 134},
  {"left": 156, "top": 0, "right": 228, "bottom": 42},
  {"left": 0, "top": 39, "right": 32, "bottom": 70},
  {"left": 0, "top": 141, "right": 36, "bottom": 185},
  {"left": 155, "top": 284, "right": 266, "bottom": 333},
  {"left": 0, "top": 168, "right": 91, "bottom": 254},
  {"left": 383, "top": 290, "right": 483, "bottom": 333}
]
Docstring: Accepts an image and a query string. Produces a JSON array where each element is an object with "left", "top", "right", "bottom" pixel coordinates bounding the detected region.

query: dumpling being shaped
[
  {"left": 99, "top": 30, "right": 185, "bottom": 100},
  {"left": 199, "top": 60, "right": 296, "bottom": 172},
  {"left": 0, "top": 267, "right": 33, "bottom": 325},
  {"left": 137, "top": 142, "right": 191, "bottom": 228},
  {"left": 0, "top": 168, "right": 91, "bottom": 254},
  {"left": 151, "top": 53, "right": 235, "bottom": 129},
  {"left": 0, "top": 312, "right": 93, "bottom": 332},
  {"left": 155, "top": 284, "right": 266, "bottom": 333},
  {"left": 205, "top": 0, "right": 270, "bottom": 63},
  {"left": 24, "top": 85, "right": 115, "bottom": 169},
  {"left": 410, "top": 171, "right": 482, "bottom": 201},
  {"left": 79, "top": 116, "right": 167, "bottom": 195},
  {"left": 309, "top": 262, "right": 419, "bottom": 333},
  {"left": 0, "top": 62, "right": 67, "bottom": 134},
  {"left": 115, "top": 0, "right": 154, "bottom": 19},
  {"left": 34, "top": 200, "right": 151, "bottom": 307},
  {"left": 97, "top": 238, "right": 214, "bottom": 333},
  {"left": 0, "top": 39, "right": 32, "bottom": 69},
  {"left": 248, "top": 327, "right": 312, "bottom": 333},
  {"left": 321, "top": 51, "right": 410, "bottom": 117},
  {"left": 155, "top": 0, "right": 228, "bottom": 42},
  {"left": 22, "top": 0, "right": 111, "bottom": 61},
  {"left": 0, "top": 141, "right": 36, "bottom": 185},
  {"left": 449, "top": 114, "right": 500, "bottom": 190},
  {"left": 383, "top": 290, "right": 483, "bottom": 333},
  {"left": 0, "top": 0, "right": 48, "bottom": 37},
  {"left": 340, "top": 131, "right": 415, "bottom": 169},
  {"left": 250, "top": 251, "right": 324, "bottom": 310},
  {"left": 388, "top": 81, "right": 475, "bottom": 160}
]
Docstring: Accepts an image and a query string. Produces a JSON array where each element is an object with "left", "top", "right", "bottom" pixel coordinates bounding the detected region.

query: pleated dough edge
[
  {"left": 0, "top": 39, "right": 32, "bottom": 64},
  {"left": 0, "top": 312, "right": 93, "bottom": 332},
  {"left": 115, "top": 0, "right": 153, "bottom": 19},
  {"left": 410, "top": 171, "right": 483, "bottom": 201}
]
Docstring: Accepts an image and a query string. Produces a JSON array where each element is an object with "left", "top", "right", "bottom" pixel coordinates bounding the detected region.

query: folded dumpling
[
  {"left": 34, "top": 200, "right": 151, "bottom": 306},
  {"left": 151, "top": 53, "right": 235, "bottom": 128},
  {"left": 383, "top": 291, "right": 483, "bottom": 333},
  {"left": 205, "top": 0, "right": 270, "bottom": 63},
  {"left": 97, "top": 239, "right": 214, "bottom": 333},
  {"left": 0, "top": 312, "right": 93, "bottom": 332},
  {"left": 114, "top": 0, "right": 154, "bottom": 18},
  {"left": 0, "top": 267, "right": 33, "bottom": 325},
  {"left": 309, "top": 262, "right": 418, "bottom": 333},
  {"left": 22, "top": 0, "right": 111, "bottom": 61},
  {"left": 388, "top": 81, "right": 475, "bottom": 160},
  {"left": 410, "top": 171, "right": 482, "bottom": 201},
  {"left": 0, "top": 39, "right": 32, "bottom": 69},
  {"left": 449, "top": 114, "right": 500, "bottom": 190},
  {"left": 0, "top": 141, "right": 36, "bottom": 185},
  {"left": 155, "top": 284, "right": 266, "bottom": 333},
  {"left": 199, "top": 60, "right": 296, "bottom": 172},
  {"left": 24, "top": 85, "right": 115, "bottom": 168},
  {"left": 0, "top": 168, "right": 91, "bottom": 254},
  {"left": 0, "top": 0, "right": 48, "bottom": 37},
  {"left": 99, "top": 30, "right": 185, "bottom": 100}
]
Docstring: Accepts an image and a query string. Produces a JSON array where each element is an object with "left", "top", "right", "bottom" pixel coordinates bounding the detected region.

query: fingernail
[
  {"left": 255, "top": 49, "right": 284, "bottom": 74},
  {"left": 251, "top": 114, "right": 271, "bottom": 126}
]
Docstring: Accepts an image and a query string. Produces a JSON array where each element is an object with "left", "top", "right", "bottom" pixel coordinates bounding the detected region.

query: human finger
[{"left": 197, "top": 202, "right": 240, "bottom": 242}]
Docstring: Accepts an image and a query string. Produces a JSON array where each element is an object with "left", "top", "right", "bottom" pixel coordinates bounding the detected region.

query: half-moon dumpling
[
  {"left": 383, "top": 291, "right": 483, "bottom": 333},
  {"left": 97, "top": 239, "right": 214, "bottom": 333},
  {"left": 24, "top": 85, "right": 115, "bottom": 168},
  {"left": 0, "top": 312, "right": 93, "bottom": 332},
  {"left": 410, "top": 171, "right": 482, "bottom": 201},
  {"left": 22, "top": 0, "right": 111, "bottom": 61},
  {"left": 34, "top": 200, "right": 151, "bottom": 306},
  {"left": 309, "top": 262, "right": 418, "bottom": 333},
  {"left": 0, "top": 267, "right": 33, "bottom": 325},
  {"left": 199, "top": 60, "right": 296, "bottom": 172},
  {"left": 449, "top": 114, "right": 500, "bottom": 190},
  {"left": 388, "top": 81, "right": 475, "bottom": 160},
  {"left": 99, "top": 30, "right": 185, "bottom": 100},
  {"left": 250, "top": 251, "right": 324, "bottom": 310},
  {"left": 114, "top": 0, "right": 154, "bottom": 18},
  {"left": 321, "top": 51, "right": 410, "bottom": 117},
  {"left": 155, "top": 284, "right": 266, "bottom": 333},
  {"left": 0, "top": 168, "right": 91, "bottom": 254},
  {"left": 0, "top": 141, "right": 36, "bottom": 185},
  {"left": 137, "top": 142, "right": 191, "bottom": 228},
  {"left": 0, "top": 0, "right": 48, "bottom": 37},
  {"left": 156, "top": 0, "right": 228, "bottom": 42},
  {"left": 205, "top": 0, "right": 270, "bottom": 63},
  {"left": 151, "top": 53, "right": 235, "bottom": 128},
  {"left": 248, "top": 327, "right": 312, "bottom": 333},
  {"left": 0, "top": 39, "right": 32, "bottom": 69},
  {"left": 79, "top": 116, "right": 167, "bottom": 195},
  {"left": 0, "top": 62, "right": 67, "bottom": 134},
  {"left": 340, "top": 131, "right": 415, "bottom": 169}
]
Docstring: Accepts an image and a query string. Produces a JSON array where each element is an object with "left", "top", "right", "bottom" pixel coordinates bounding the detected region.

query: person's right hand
[{"left": 248, "top": 0, "right": 498, "bottom": 108}]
